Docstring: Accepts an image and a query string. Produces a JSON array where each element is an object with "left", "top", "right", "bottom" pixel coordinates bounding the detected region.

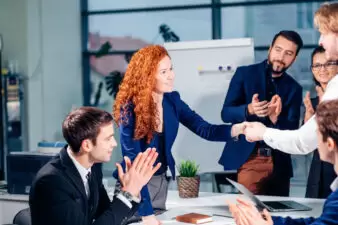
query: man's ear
[
  {"left": 327, "top": 137, "right": 337, "bottom": 153},
  {"left": 81, "top": 139, "right": 93, "bottom": 153}
]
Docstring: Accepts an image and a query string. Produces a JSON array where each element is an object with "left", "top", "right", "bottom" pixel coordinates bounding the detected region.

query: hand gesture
[
  {"left": 231, "top": 122, "right": 247, "bottom": 137},
  {"left": 248, "top": 94, "right": 269, "bottom": 117},
  {"left": 303, "top": 91, "right": 314, "bottom": 123},
  {"left": 315, "top": 85, "right": 324, "bottom": 102},
  {"left": 228, "top": 198, "right": 273, "bottom": 225},
  {"left": 243, "top": 122, "right": 266, "bottom": 142},
  {"left": 142, "top": 215, "right": 162, "bottom": 225},
  {"left": 268, "top": 95, "right": 282, "bottom": 124},
  {"left": 116, "top": 148, "right": 161, "bottom": 197}
]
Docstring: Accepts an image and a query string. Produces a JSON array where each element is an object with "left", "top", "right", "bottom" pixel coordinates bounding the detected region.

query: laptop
[{"left": 226, "top": 178, "right": 312, "bottom": 212}]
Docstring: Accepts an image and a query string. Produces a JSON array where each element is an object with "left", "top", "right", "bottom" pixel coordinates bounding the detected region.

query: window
[
  {"left": 255, "top": 48, "right": 314, "bottom": 95},
  {"left": 89, "top": 54, "right": 126, "bottom": 175},
  {"left": 297, "top": 2, "right": 318, "bottom": 29},
  {"left": 223, "top": 4, "right": 319, "bottom": 46},
  {"left": 89, "top": 0, "right": 211, "bottom": 11},
  {"left": 88, "top": 9, "right": 212, "bottom": 51}
]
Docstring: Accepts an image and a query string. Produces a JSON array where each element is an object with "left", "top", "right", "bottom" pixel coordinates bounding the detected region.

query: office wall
[
  {"left": 0, "top": 0, "right": 29, "bottom": 151},
  {"left": 26, "top": 0, "right": 82, "bottom": 151},
  {"left": 0, "top": 0, "right": 82, "bottom": 151}
]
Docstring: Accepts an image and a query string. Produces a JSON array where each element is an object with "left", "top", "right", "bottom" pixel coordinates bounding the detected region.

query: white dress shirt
[
  {"left": 330, "top": 177, "right": 338, "bottom": 192},
  {"left": 67, "top": 147, "right": 133, "bottom": 208},
  {"left": 263, "top": 75, "right": 338, "bottom": 154}
]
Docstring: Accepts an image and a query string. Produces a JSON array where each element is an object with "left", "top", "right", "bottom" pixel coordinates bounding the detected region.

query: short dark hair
[
  {"left": 316, "top": 100, "right": 338, "bottom": 143},
  {"left": 271, "top": 30, "right": 303, "bottom": 56},
  {"left": 311, "top": 46, "right": 326, "bottom": 87},
  {"left": 62, "top": 107, "right": 113, "bottom": 153}
]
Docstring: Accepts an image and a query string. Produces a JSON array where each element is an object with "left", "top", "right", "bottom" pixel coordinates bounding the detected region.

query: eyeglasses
[{"left": 311, "top": 61, "right": 338, "bottom": 71}]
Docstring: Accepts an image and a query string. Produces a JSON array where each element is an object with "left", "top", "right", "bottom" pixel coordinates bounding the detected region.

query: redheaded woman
[{"left": 113, "top": 45, "right": 245, "bottom": 225}]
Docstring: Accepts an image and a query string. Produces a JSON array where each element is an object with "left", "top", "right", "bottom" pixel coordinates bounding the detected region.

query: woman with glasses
[{"left": 305, "top": 46, "right": 337, "bottom": 198}]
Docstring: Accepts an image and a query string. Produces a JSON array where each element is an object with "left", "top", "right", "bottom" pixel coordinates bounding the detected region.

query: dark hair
[
  {"left": 62, "top": 107, "right": 113, "bottom": 153},
  {"left": 311, "top": 46, "right": 326, "bottom": 87},
  {"left": 271, "top": 30, "right": 303, "bottom": 56},
  {"left": 316, "top": 100, "right": 338, "bottom": 143}
]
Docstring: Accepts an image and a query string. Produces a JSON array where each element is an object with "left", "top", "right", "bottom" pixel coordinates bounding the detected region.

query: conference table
[
  {"left": 129, "top": 190, "right": 325, "bottom": 225},
  {"left": 0, "top": 189, "right": 325, "bottom": 225}
]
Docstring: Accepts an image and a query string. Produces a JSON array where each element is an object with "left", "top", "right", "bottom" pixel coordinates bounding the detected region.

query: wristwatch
[{"left": 119, "top": 190, "right": 141, "bottom": 203}]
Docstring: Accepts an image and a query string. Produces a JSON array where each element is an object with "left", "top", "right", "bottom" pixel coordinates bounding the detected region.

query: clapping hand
[
  {"left": 116, "top": 148, "right": 161, "bottom": 197},
  {"left": 268, "top": 95, "right": 282, "bottom": 124},
  {"left": 248, "top": 94, "right": 270, "bottom": 117},
  {"left": 315, "top": 85, "right": 324, "bottom": 102},
  {"left": 228, "top": 198, "right": 273, "bottom": 225},
  {"left": 303, "top": 91, "right": 315, "bottom": 123}
]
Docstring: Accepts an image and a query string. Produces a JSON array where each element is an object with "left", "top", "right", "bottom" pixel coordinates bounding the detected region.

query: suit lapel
[
  {"left": 59, "top": 147, "right": 88, "bottom": 208},
  {"left": 162, "top": 95, "right": 179, "bottom": 169},
  {"left": 257, "top": 61, "right": 267, "bottom": 101},
  {"left": 162, "top": 97, "right": 175, "bottom": 153}
]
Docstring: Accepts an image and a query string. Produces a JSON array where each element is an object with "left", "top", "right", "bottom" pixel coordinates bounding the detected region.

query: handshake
[
  {"left": 231, "top": 121, "right": 267, "bottom": 143},
  {"left": 230, "top": 93, "right": 281, "bottom": 142}
]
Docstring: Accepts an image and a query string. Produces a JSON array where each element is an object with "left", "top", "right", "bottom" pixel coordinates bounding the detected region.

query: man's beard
[{"left": 267, "top": 58, "right": 289, "bottom": 74}]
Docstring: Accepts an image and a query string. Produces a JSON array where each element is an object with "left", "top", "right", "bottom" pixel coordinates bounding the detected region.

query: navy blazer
[
  {"left": 29, "top": 147, "right": 138, "bottom": 225},
  {"left": 219, "top": 60, "right": 302, "bottom": 177},
  {"left": 113, "top": 91, "right": 234, "bottom": 216},
  {"left": 273, "top": 182, "right": 338, "bottom": 225}
]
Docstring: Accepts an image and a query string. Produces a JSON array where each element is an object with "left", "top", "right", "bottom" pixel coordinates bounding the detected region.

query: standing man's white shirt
[{"left": 263, "top": 75, "right": 338, "bottom": 154}]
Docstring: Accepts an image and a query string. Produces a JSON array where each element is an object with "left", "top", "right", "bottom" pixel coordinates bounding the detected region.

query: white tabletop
[
  {"left": 0, "top": 189, "right": 325, "bottom": 225},
  {"left": 132, "top": 191, "right": 325, "bottom": 225},
  {"left": 0, "top": 190, "right": 28, "bottom": 202}
]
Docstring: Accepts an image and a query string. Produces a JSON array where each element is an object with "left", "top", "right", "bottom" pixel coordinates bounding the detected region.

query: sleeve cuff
[
  {"left": 244, "top": 105, "right": 249, "bottom": 120},
  {"left": 263, "top": 128, "right": 275, "bottom": 145},
  {"left": 116, "top": 193, "right": 133, "bottom": 208},
  {"left": 272, "top": 216, "right": 284, "bottom": 225}
]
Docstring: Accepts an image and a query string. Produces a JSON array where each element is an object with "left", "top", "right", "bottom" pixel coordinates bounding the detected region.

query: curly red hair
[{"left": 113, "top": 45, "right": 169, "bottom": 143}]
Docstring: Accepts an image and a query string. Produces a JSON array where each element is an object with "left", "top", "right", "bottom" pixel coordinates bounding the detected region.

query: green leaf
[{"left": 177, "top": 160, "right": 199, "bottom": 177}]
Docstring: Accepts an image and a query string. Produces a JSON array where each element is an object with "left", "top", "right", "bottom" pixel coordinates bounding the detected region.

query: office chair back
[{"left": 13, "top": 208, "right": 31, "bottom": 225}]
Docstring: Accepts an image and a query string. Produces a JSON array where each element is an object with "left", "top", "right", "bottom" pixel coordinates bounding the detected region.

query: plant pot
[{"left": 177, "top": 176, "right": 200, "bottom": 198}]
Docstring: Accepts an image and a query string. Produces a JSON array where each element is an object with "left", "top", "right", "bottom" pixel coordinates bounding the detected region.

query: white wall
[
  {"left": 0, "top": 0, "right": 82, "bottom": 151},
  {"left": 0, "top": 0, "right": 29, "bottom": 151}
]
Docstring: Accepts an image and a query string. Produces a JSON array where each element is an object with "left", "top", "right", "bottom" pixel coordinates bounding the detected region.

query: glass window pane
[
  {"left": 89, "top": 54, "right": 127, "bottom": 176},
  {"left": 88, "top": 9, "right": 212, "bottom": 51},
  {"left": 222, "top": 3, "right": 322, "bottom": 45},
  {"left": 221, "top": 0, "right": 271, "bottom": 2},
  {"left": 89, "top": 0, "right": 211, "bottom": 11},
  {"left": 255, "top": 48, "right": 314, "bottom": 95}
]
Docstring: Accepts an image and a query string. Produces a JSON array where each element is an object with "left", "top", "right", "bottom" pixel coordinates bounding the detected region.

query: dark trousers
[{"left": 238, "top": 155, "right": 290, "bottom": 196}]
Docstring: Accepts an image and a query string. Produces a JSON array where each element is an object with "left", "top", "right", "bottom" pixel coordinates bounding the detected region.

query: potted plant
[{"left": 177, "top": 160, "right": 200, "bottom": 198}]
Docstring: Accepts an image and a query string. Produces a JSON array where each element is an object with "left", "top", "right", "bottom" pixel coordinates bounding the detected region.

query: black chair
[
  {"left": 13, "top": 208, "right": 31, "bottom": 225},
  {"left": 3, "top": 208, "right": 31, "bottom": 225},
  {"left": 214, "top": 172, "right": 238, "bottom": 193}
]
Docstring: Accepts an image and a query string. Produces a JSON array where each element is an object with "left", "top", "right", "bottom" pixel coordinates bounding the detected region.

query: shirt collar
[
  {"left": 67, "top": 147, "right": 91, "bottom": 183},
  {"left": 330, "top": 177, "right": 338, "bottom": 192},
  {"left": 329, "top": 74, "right": 338, "bottom": 86}
]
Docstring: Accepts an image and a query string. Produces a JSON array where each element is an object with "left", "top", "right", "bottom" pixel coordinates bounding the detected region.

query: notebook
[{"left": 176, "top": 213, "right": 213, "bottom": 224}]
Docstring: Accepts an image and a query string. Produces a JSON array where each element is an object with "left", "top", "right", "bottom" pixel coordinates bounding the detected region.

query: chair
[
  {"left": 213, "top": 172, "right": 238, "bottom": 193},
  {"left": 3, "top": 208, "right": 32, "bottom": 225}
]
